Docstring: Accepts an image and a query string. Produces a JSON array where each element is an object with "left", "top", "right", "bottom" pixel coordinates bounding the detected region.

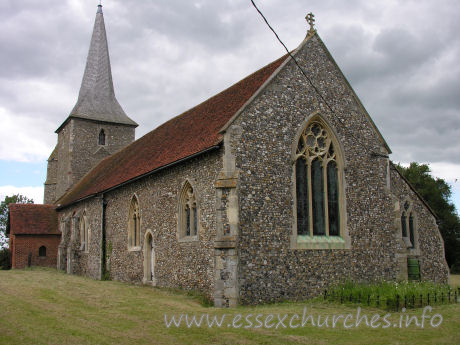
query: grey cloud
[
  {"left": 110, "top": 0, "right": 255, "bottom": 52},
  {"left": 0, "top": 0, "right": 459, "bottom": 178}
]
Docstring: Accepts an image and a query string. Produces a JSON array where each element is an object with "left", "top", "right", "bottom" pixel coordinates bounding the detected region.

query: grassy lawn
[{"left": 0, "top": 268, "right": 459, "bottom": 345}]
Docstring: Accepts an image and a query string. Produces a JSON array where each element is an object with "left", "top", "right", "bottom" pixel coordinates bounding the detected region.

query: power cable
[{"left": 249, "top": 0, "right": 386, "bottom": 158}]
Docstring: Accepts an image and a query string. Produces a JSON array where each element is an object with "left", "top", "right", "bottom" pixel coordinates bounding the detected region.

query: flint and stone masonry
[{"left": 40, "top": 7, "right": 449, "bottom": 307}]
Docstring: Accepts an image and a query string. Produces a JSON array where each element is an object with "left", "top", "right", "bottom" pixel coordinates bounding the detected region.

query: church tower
[{"left": 44, "top": 4, "right": 137, "bottom": 204}]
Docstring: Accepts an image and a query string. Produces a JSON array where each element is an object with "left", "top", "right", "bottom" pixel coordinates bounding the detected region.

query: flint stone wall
[
  {"left": 230, "top": 34, "right": 448, "bottom": 304},
  {"left": 58, "top": 150, "right": 222, "bottom": 300},
  {"left": 389, "top": 166, "right": 449, "bottom": 283}
]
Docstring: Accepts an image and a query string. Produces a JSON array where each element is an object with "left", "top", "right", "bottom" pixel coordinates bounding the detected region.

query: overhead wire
[{"left": 249, "top": 0, "right": 386, "bottom": 158}]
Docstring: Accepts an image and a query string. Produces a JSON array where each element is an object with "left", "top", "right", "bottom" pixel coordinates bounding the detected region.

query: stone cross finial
[{"left": 306, "top": 12, "right": 316, "bottom": 33}]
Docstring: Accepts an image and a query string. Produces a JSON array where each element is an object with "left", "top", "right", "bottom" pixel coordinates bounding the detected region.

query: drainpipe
[{"left": 101, "top": 194, "right": 108, "bottom": 279}]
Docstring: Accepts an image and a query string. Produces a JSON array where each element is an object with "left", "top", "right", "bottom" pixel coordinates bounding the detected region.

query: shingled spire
[{"left": 57, "top": 4, "right": 137, "bottom": 132}]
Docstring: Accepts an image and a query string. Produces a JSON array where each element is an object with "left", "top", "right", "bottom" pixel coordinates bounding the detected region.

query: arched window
[
  {"left": 128, "top": 196, "right": 141, "bottom": 249},
  {"left": 39, "top": 246, "right": 46, "bottom": 257},
  {"left": 401, "top": 212, "right": 407, "bottom": 237},
  {"left": 98, "top": 129, "right": 106, "bottom": 145},
  {"left": 80, "top": 212, "right": 89, "bottom": 252},
  {"left": 179, "top": 182, "right": 198, "bottom": 239},
  {"left": 409, "top": 213, "right": 415, "bottom": 248},
  {"left": 400, "top": 201, "right": 417, "bottom": 249},
  {"left": 295, "top": 120, "right": 342, "bottom": 237}
]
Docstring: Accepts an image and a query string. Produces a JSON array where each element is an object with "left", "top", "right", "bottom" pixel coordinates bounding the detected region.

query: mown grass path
[{"left": 1, "top": 268, "right": 459, "bottom": 345}]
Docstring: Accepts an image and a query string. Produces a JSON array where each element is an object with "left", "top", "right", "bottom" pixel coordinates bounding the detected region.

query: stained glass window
[
  {"left": 186, "top": 205, "right": 191, "bottom": 236},
  {"left": 296, "top": 158, "right": 308, "bottom": 235},
  {"left": 193, "top": 204, "right": 198, "bottom": 236},
  {"left": 327, "top": 161, "right": 340, "bottom": 236},
  {"left": 311, "top": 158, "right": 325, "bottom": 235},
  {"left": 295, "top": 120, "right": 341, "bottom": 237}
]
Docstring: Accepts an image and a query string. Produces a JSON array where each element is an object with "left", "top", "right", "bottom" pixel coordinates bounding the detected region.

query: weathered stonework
[
  {"left": 225, "top": 33, "right": 448, "bottom": 304},
  {"left": 44, "top": 6, "right": 136, "bottom": 205},
  {"left": 58, "top": 150, "right": 222, "bottom": 300},
  {"left": 58, "top": 196, "right": 102, "bottom": 280},
  {"left": 389, "top": 166, "right": 449, "bottom": 283},
  {"left": 44, "top": 146, "right": 58, "bottom": 204},
  {"left": 51, "top": 28, "right": 449, "bottom": 307},
  {"left": 47, "top": 119, "right": 135, "bottom": 203}
]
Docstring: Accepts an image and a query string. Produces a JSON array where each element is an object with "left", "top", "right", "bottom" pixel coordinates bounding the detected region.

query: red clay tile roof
[
  {"left": 8, "top": 204, "right": 59, "bottom": 235},
  {"left": 58, "top": 54, "right": 289, "bottom": 207}
]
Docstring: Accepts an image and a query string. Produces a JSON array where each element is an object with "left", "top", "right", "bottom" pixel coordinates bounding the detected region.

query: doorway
[{"left": 143, "top": 231, "right": 155, "bottom": 285}]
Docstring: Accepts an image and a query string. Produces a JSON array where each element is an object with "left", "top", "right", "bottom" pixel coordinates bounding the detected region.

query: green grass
[{"left": 0, "top": 268, "right": 459, "bottom": 345}]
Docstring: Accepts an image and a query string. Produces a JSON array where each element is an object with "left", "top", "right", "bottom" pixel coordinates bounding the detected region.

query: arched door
[
  {"left": 143, "top": 231, "right": 155, "bottom": 285},
  {"left": 150, "top": 237, "right": 154, "bottom": 281}
]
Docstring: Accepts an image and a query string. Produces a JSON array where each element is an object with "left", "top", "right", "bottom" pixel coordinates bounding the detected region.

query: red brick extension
[
  {"left": 9, "top": 234, "right": 61, "bottom": 269},
  {"left": 8, "top": 204, "right": 60, "bottom": 269}
]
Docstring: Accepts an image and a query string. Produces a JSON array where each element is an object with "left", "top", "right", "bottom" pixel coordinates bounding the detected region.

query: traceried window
[
  {"left": 98, "top": 129, "right": 106, "bottom": 145},
  {"left": 295, "top": 121, "right": 341, "bottom": 237},
  {"left": 80, "top": 212, "right": 89, "bottom": 252},
  {"left": 401, "top": 201, "right": 416, "bottom": 249},
  {"left": 179, "top": 182, "right": 198, "bottom": 239},
  {"left": 128, "top": 196, "right": 141, "bottom": 249}
]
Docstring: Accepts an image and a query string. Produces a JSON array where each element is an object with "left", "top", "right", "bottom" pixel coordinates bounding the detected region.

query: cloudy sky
[{"left": 0, "top": 0, "right": 459, "bottom": 211}]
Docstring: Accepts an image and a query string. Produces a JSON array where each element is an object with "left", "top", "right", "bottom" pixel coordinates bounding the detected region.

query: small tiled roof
[
  {"left": 8, "top": 204, "right": 59, "bottom": 236},
  {"left": 58, "top": 54, "right": 288, "bottom": 207}
]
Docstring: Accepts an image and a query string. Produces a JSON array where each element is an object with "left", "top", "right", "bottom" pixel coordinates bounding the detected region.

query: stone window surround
[
  {"left": 60, "top": 216, "right": 71, "bottom": 247},
  {"left": 399, "top": 198, "right": 420, "bottom": 255},
  {"left": 128, "top": 194, "right": 141, "bottom": 251},
  {"left": 142, "top": 229, "right": 157, "bottom": 286},
  {"left": 177, "top": 179, "right": 200, "bottom": 243},
  {"left": 79, "top": 210, "right": 90, "bottom": 253},
  {"left": 98, "top": 127, "right": 107, "bottom": 146},
  {"left": 290, "top": 112, "right": 350, "bottom": 250}
]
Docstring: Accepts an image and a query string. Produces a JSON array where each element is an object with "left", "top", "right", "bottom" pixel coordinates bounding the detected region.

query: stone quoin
[{"left": 8, "top": 4, "right": 449, "bottom": 307}]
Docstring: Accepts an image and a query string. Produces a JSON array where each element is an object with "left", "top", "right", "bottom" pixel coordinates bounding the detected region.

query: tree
[
  {"left": 0, "top": 194, "right": 34, "bottom": 248},
  {"left": 395, "top": 162, "right": 460, "bottom": 272}
]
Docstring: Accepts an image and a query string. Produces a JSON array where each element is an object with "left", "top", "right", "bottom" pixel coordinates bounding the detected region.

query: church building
[{"left": 14, "top": 4, "right": 449, "bottom": 306}]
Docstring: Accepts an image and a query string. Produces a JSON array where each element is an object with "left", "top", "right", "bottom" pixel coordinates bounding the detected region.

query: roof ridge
[
  {"left": 57, "top": 53, "right": 289, "bottom": 207},
  {"left": 8, "top": 204, "right": 59, "bottom": 236},
  {"left": 144, "top": 54, "right": 290, "bottom": 138}
]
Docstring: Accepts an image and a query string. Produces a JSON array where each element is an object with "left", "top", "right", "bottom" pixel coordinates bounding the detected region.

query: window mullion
[
  {"left": 133, "top": 214, "right": 137, "bottom": 247},
  {"left": 191, "top": 204, "right": 195, "bottom": 236},
  {"left": 83, "top": 218, "right": 86, "bottom": 249},
  {"left": 136, "top": 214, "right": 140, "bottom": 246},
  {"left": 323, "top": 158, "right": 329, "bottom": 237},
  {"left": 406, "top": 218, "right": 409, "bottom": 239}
]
